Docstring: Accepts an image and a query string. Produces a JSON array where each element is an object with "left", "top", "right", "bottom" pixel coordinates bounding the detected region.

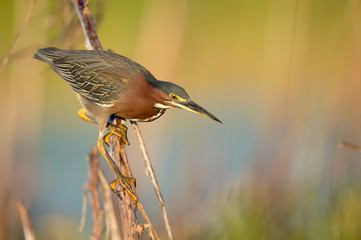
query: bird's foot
[
  {"left": 104, "top": 124, "right": 129, "bottom": 145},
  {"left": 110, "top": 176, "right": 136, "bottom": 189},
  {"left": 110, "top": 177, "right": 138, "bottom": 205},
  {"left": 97, "top": 138, "right": 137, "bottom": 206}
]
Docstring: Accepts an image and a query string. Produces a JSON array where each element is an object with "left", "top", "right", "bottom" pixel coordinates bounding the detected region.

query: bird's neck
[{"left": 141, "top": 71, "right": 174, "bottom": 109}]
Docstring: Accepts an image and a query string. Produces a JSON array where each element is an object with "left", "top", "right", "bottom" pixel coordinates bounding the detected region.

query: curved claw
[
  {"left": 110, "top": 176, "right": 137, "bottom": 190},
  {"left": 104, "top": 124, "right": 129, "bottom": 145},
  {"left": 110, "top": 178, "right": 138, "bottom": 205}
]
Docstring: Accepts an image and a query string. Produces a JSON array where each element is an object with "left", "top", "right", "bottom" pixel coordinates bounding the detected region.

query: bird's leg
[
  {"left": 97, "top": 132, "right": 138, "bottom": 204},
  {"left": 104, "top": 123, "right": 129, "bottom": 146},
  {"left": 79, "top": 110, "right": 135, "bottom": 200},
  {"left": 78, "top": 108, "right": 94, "bottom": 123}
]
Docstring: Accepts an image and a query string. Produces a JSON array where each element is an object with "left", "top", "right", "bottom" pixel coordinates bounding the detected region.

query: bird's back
[{"left": 34, "top": 47, "right": 153, "bottom": 106}]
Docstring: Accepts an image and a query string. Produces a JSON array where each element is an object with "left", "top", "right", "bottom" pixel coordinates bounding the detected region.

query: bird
[{"left": 34, "top": 47, "right": 222, "bottom": 203}]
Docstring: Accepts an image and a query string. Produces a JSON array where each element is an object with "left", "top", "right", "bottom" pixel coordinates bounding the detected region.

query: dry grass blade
[
  {"left": 16, "top": 202, "right": 36, "bottom": 240},
  {"left": 131, "top": 121, "right": 173, "bottom": 240},
  {"left": 79, "top": 184, "right": 88, "bottom": 232},
  {"left": 0, "top": 0, "right": 37, "bottom": 73}
]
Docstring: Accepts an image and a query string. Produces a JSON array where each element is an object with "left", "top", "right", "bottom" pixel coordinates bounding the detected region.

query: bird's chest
[
  {"left": 127, "top": 107, "right": 165, "bottom": 122},
  {"left": 116, "top": 99, "right": 164, "bottom": 122}
]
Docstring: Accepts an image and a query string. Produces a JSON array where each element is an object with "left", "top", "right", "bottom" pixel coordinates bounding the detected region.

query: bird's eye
[{"left": 170, "top": 94, "right": 178, "bottom": 100}]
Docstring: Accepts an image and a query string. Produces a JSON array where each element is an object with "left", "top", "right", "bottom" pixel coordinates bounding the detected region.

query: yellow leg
[
  {"left": 104, "top": 124, "right": 129, "bottom": 145},
  {"left": 97, "top": 136, "right": 138, "bottom": 204},
  {"left": 79, "top": 111, "right": 136, "bottom": 202},
  {"left": 78, "top": 108, "right": 94, "bottom": 123}
]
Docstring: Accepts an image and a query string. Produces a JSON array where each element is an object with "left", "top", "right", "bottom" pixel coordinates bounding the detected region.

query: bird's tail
[{"left": 33, "top": 47, "right": 61, "bottom": 62}]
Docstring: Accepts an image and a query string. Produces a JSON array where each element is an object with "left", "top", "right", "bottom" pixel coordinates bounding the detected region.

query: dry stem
[
  {"left": 86, "top": 147, "right": 105, "bottom": 239},
  {"left": 70, "top": 0, "right": 102, "bottom": 51},
  {"left": 78, "top": 184, "right": 88, "bottom": 232},
  {"left": 16, "top": 202, "right": 36, "bottom": 240},
  {"left": 131, "top": 121, "right": 174, "bottom": 240},
  {"left": 0, "top": 0, "right": 37, "bottom": 73},
  {"left": 109, "top": 118, "right": 142, "bottom": 239},
  {"left": 71, "top": 1, "right": 143, "bottom": 239},
  {"left": 98, "top": 168, "right": 122, "bottom": 240},
  {"left": 72, "top": 1, "right": 171, "bottom": 239}
]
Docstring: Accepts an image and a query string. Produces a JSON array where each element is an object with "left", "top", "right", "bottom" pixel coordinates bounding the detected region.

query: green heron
[{"left": 34, "top": 47, "right": 221, "bottom": 202}]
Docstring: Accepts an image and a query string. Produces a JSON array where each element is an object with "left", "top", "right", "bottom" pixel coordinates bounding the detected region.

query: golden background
[{"left": 1, "top": 0, "right": 361, "bottom": 239}]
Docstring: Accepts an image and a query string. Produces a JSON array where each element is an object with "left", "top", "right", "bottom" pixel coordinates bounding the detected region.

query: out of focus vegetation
[
  {"left": 188, "top": 166, "right": 361, "bottom": 239},
  {"left": 1, "top": 0, "right": 361, "bottom": 239}
]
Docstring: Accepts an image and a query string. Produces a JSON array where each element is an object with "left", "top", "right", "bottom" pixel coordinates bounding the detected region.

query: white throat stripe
[{"left": 154, "top": 103, "right": 172, "bottom": 109}]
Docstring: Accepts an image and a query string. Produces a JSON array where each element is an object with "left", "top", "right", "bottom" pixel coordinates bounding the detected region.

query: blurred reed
[{"left": 1, "top": 0, "right": 361, "bottom": 239}]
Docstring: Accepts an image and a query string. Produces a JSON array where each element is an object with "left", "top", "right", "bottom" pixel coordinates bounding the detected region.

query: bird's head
[{"left": 152, "top": 81, "right": 222, "bottom": 123}]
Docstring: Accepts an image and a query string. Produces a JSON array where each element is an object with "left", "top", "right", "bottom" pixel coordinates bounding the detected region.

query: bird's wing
[
  {"left": 36, "top": 48, "right": 128, "bottom": 106},
  {"left": 53, "top": 59, "right": 127, "bottom": 106}
]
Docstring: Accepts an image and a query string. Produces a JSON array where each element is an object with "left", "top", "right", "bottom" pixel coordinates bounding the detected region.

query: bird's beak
[{"left": 176, "top": 100, "right": 222, "bottom": 123}]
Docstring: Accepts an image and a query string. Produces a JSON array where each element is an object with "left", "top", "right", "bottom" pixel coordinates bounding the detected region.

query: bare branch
[
  {"left": 16, "top": 202, "right": 36, "bottom": 240},
  {"left": 118, "top": 138, "right": 160, "bottom": 240},
  {"left": 71, "top": 2, "right": 145, "bottom": 239},
  {"left": 72, "top": 1, "right": 165, "bottom": 239},
  {"left": 110, "top": 118, "right": 142, "bottom": 240},
  {"left": 70, "top": 0, "right": 102, "bottom": 50},
  {"left": 98, "top": 168, "right": 122, "bottom": 240},
  {"left": 131, "top": 121, "right": 173, "bottom": 240}
]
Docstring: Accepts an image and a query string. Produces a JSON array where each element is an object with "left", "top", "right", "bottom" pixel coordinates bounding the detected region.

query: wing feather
[{"left": 35, "top": 48, "right": 135, "bottom": 106}]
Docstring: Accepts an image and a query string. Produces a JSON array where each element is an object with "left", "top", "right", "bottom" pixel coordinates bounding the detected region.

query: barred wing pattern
[
  {"left": 36, "top": 48, "right": 127, "bottom": 106},
  {"left": 53, "top": 59, "right": 126, "bottom": 106}
]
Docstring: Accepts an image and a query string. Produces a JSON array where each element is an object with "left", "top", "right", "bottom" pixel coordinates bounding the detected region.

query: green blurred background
[{"left": 1, "top": 0, "right": 361, "bottom": 239}]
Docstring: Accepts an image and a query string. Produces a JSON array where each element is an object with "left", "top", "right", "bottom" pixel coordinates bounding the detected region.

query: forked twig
[
  {"left": 136, "top": 202, "right": 159, "bottom": 240},
  {"left": 131, "top": 121, "right": 173, "bottom": 240},
  {"left": 16, "top": 202, "right": 36, "bottom": 240}
]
